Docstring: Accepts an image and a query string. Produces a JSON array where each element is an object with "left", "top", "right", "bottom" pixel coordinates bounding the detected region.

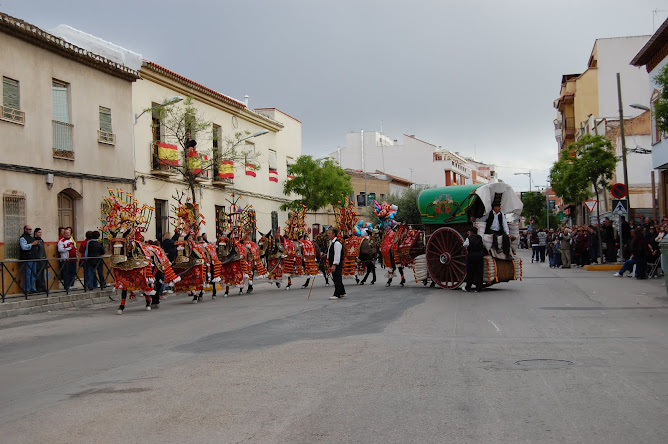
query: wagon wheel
[{"left": 426, "top": 227, "right": 467, "bottom": 289}]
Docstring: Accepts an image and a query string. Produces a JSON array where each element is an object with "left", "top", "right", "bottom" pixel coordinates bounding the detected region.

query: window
[
  {"left": 98, "top": 106, "right": 115, "bottom": 144},
  {"left": 212, "top": 124, "right": 221, "bottom": 151},
  {"left": 2, "top": 77, "right": 24, "bottom": 124},
  {"left": 268, "top": 149, "right": 278, "bottom": 182},
  {"left": 151, "top": 104, "right": 163, "bottom": 144},
  {"left": 3, "top": 193, "right": 26, "bottom": 259},
  {"left": 286, "top": 156, "right": 295, "bottom": 179},
  {"left": 52, "top": 80, "right": 73, "bottom": 156},
  {"left": 651, "top": 89, "right": 661, "bottom": 145},
  {"left": 155, "top": 199, "right": 169, "bottom": 242}
]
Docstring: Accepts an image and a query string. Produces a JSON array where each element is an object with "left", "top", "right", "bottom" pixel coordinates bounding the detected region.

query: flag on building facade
[
  {"left": 245, "top": 163, "right": 257, "bottom": 177},
  {"left": 218, "top": 160, "right": 234, "bottom": 179},
  {"left": 187, "top": 148, "right": 202, "bottom": 175},
  {"left": 269, "top": 169, "right": 278, "bottom": 182},
  {"left": 157, "top": 142, "right": 178, "bottom": 166}
]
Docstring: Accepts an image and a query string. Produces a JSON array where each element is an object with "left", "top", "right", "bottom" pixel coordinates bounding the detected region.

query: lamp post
[
  {"left": 616, "top": 73, "right": 630, "bottom": 210},
  {"left": 514, "top": 170, "right": 532, "bottom": 192}
]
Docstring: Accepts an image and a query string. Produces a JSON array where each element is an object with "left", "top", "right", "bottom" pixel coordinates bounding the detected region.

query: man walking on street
[
  {"left": 19, "top": 225, "right": 39, "bottom": 294},
  {"left": 327, "top": 227, "right": 346, "bottom": 300},
  {"left": 561, "top": 228, "right": 572, "bottom": 268}
]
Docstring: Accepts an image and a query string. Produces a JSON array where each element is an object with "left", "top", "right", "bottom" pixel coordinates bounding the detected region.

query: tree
[
  {"left": 522, "top": 192, "right": 546, "bottom": 222},
  {"left": 150, "top": 97, "right": 261, "bottom": 203},
  {"left": 550, "top": 146, "right": 591, "bottom": 224},
  {"left": 654, "top": 63, "right": 668, "bottom": 133},
  {"left": 281, "top": 156, "right": 353, "bottom": 211}
]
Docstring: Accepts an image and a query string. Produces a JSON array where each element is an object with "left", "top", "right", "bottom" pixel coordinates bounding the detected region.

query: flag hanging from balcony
[
  {"left": 269, "top": 169, "right": 279, "bottom": 182},
  {"left": 245, "top": 163, "right": 258, "bottom": 177},
  {"left": 188, "top": 148, "right": 203, "bottom": 175},
  {"left": 287, "top": 174, "right": 295, "bottom": 180},
  {"left": 218, "top": 160, "right": 234, "bottom": 179},
  {"left": 157, "top": 142, "right": 178, "bottom": 166}
]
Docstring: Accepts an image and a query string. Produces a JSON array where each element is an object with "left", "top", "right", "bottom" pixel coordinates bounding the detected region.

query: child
[
  {"left": 547, "top": 241, "right": 555, "bottom": 268},
  {"left": 553, "top": 239, "right": 562, "bottom": 268}
]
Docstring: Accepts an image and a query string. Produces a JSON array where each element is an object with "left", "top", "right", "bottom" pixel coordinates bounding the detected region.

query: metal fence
[{"left": 1, "top": 256, "right": 115, "bottom": 302}]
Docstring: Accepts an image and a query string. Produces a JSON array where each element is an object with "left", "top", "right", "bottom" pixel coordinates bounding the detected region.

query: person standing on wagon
[{"left": 480, "top": 200, "right": 511, "bottom": 257}]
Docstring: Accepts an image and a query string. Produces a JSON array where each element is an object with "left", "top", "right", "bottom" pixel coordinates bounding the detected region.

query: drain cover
[{"left": 514, "top": 359, "right": 574, "bottom": 369}]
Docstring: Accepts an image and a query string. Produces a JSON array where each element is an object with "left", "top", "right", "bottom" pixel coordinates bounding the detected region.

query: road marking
[{"left": 488, "top": 320, "right": 500, "bottom": 332}]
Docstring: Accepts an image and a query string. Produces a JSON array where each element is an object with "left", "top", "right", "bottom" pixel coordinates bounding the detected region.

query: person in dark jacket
[
  {"left": 162, "top": 232, "right": 177, "bottom": 264},
  {"left": 19, "top": 225, "right": 40, "bottom": 293},
  {"left": 463, "top": 226, "right": 485, "bottom": 292},
  {"left": 587, "top": 225, "right": 599, "bottom": 264},
  {"left": 33, "top": 228, "right": 47, "bottom": 292},
  {"left": 601, "top": 218, "right": 616, "bottom": 263},
  {"left": 86, "top": 231, "right": 107, "bottom": 290},
  {"left": 613, "top": 228, "right": 649, "bottom": 278}
]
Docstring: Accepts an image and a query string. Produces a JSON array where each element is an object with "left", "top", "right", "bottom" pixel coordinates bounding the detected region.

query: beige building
[
  {"left": 0, "top": 12, "right": 138, "bottom": 260},
  {"left": 133, "top": 61, "right": 302, "bottom": 241}
]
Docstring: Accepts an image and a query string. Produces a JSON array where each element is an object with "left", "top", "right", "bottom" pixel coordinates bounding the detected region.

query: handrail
[{"left": 1, "top": 256, "right": 115, "bottom": 302}]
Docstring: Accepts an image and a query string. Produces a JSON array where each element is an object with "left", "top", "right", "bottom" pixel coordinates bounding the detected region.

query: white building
[
  {"left": 332, "top": 131, "right": 495, "bottom": 188},
  {"left": 631, "top": 18, "right": 668, "bottom": 218}
]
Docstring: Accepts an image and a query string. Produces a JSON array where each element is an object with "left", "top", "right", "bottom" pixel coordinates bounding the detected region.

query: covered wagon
[{"left": 414, "top": 183, "right": 523, "bottom": 289}]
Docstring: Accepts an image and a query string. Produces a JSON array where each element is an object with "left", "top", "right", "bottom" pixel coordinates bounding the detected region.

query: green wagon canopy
[{"left": 417, "top": 183, "right": 523, "bottom": 225}]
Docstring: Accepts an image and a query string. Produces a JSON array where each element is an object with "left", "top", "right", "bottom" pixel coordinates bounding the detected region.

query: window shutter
[
  {"left": 3, "top": 77, "right": 19, "bottom": 110},
  {"left": 99, "top": 107, "right": 112, "bottom": 132},
  {"left": 52, "top": 85, "right": 70, "bottom": 123},
  {"left": 268, "top": 149, "right": 278, "bottom": 170}
]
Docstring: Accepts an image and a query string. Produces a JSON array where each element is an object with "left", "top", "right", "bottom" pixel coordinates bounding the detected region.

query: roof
[
  {"left": 374, "top": 170, "right": 412, "bottom": 185},
  {"left": 630, "top": 18, "right": 668, "bottom": 71},
  {"left": 404, "top": 134, "right": 438, "bottom": 148},
  {"left": 141, "top": 61, "right": 283, "bottom": 129},
  {"left": 142, "top": 61, "right": 246, "bottom": 109},
  {"left": 0, "top": 12, "right": 139, "bottom": 81},
  {"left": 255, "top": 108, "right": 302, "bottom": 124}
]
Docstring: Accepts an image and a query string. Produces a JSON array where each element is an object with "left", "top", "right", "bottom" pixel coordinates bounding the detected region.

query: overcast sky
[{"left": 3, "top": 0, "right": 667, "bottom": 191}]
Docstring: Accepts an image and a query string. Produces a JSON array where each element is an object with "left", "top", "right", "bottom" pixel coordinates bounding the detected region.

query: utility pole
[
  {"left": 617, "top": 73, "right": 630, "bottom": 210},
  {"left": 361, "top": 130, "right": 367, "bottom": 207}
]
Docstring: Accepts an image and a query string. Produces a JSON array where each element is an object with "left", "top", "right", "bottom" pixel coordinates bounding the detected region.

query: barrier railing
[{"left": 1, "top": 256, "right": 115, "bottom": 302}]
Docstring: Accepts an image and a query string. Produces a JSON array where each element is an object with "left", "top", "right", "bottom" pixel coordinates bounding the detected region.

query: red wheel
[{"left": 426, "top": 227, "right": 467, "bottom": 289}]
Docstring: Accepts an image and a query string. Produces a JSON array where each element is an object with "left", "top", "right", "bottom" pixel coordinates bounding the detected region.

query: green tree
[
  {"left": 550, "top": 154, "right": 591, "bottom": 224},
  {"left": 654, "top": 63, "right": 668, "bottom": 133},
  {"left": 150, "top": 97, "right": 261, "bottom": 203},
  {"left": 281, "top": 156, "right": 353, "bottom": 211},
  {"left": 521, "top": 191, "right": 546, "bottom": 222}
]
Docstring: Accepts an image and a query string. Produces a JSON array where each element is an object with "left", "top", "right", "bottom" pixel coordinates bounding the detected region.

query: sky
[{"left": 3, "top": 0, "right": 667, "bottom": 191}]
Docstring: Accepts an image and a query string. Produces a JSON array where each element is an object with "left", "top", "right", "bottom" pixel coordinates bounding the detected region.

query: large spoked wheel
[{"left": 426, "top": 227, "right": 467, "bottom": 289}]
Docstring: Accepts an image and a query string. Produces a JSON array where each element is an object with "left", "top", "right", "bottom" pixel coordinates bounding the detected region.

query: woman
[{"left": 33, "top": 228, "right": 47, "bottom": 292}]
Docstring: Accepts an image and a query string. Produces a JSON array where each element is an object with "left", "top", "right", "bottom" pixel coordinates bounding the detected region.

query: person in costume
[
  {"left": 480, "top": 200, "right": 511, "bottom": 257},
  {"left": 462, "top": 226, "right": 484, "bottom": 292}
]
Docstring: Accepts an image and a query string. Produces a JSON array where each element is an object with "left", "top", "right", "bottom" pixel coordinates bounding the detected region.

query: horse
[
  {"left": 216, "top": 235, "right": 251, "bottom": 297},
  {"left": 380, "top": 225, "right": 425, "bottom": 287},
  {"left": 110, "top": 237, "right": 179, "bottom": 314},
  {"left": 171, "top": 237, "right": 222, "bottom": 303},
  {"left": 258, "top": 230, "right": 291, "bottom": 289},
  {"left": 300, "top": 233, "right": 330, "bottom": 289}
]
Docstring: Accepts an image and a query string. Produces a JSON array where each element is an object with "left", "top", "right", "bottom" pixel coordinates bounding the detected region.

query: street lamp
[
  {"left": 514, "top": 170, "right": 532, "bottom": 192},
  {"left": 134, "top": 96, "right": 183, "bottom": 124},
  {"left": 630, "top": 103, "right": 650, "bottom": 112}
]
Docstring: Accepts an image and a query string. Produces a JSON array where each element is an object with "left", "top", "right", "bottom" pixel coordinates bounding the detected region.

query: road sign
[
  {"left": 612, "top": 199, "right": 628, "bottom": 215},
  {"left": 584, "top": 200, "right": 597, "bottom": 212},
  {"left": 611, "top": 183, "right": 628, "bottom": 199},
  {"left": 549, "top": 200, "right": 556, "bottom": 210}
]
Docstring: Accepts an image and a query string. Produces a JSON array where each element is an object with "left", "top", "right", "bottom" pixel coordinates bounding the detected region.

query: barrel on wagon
[{"left": 414, "top": 183, "right": 523, "bottom": 289}]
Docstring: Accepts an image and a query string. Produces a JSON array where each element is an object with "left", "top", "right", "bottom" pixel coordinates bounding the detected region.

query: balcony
[
  {"left": 563, "top": 117, "right": 575, "bottom": 137},
  {"left": 151, "top": 143, "right": 178, "bottom": 177},
  {"left": 1, "top": 105, "right": 25, "bottom": 125},
  {"left": 52, "top": 120, "right": 74, "bottom": 159},
  {"left": 212, "top": 177, "right": 234, "bottom": 188},
  {"left": 97, "top": 129, "right": 116, "bottom": 145}
]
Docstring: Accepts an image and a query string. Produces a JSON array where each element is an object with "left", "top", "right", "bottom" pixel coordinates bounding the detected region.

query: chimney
[{"left": 244, "top": 95, "right": 249, "bottom": 107}]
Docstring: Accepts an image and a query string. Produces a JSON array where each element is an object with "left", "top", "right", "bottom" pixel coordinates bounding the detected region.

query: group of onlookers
[
  {"left": 518, "top": 215, "right": 668, "bottom": 279},
  {"left": 18, "top": 225, "right": 107, "bottom": 294}
]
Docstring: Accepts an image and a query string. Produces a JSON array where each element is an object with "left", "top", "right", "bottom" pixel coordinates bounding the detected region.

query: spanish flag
[
  {"left": 188, "top": 148, "right": 202, "bottom": 175},
  {"left": 157, "top": 142, "right": 178, "bottom": 166},
  {"left": 218, "top": 160, "right": 234, "bottom": 179}
]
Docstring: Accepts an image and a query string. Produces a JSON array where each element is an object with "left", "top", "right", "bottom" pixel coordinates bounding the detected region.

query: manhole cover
[{"left": 514, "top": 359, "right": 574, "bottom": 369}]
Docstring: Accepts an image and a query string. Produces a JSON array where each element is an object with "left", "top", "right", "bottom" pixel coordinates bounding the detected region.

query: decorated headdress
[
  {"left": 335, "top": 195, "right": 358, "bottom": 235},
  {"left": 216, "top": 193, "right": 255, "bottom": 238},
  {"left": 285, "top": 205, "right": 307, "bottom": 240},
  {"left": 171, "top": 190, "right": 205, "bottom": 237},
  {"left": 100, "top": 188, "right": 154, "bottom": 241}
]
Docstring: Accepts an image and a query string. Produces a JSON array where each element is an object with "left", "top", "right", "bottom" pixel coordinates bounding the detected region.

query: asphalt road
[{"left": 1, "top": 249, "right": 668, "bottom": 443}]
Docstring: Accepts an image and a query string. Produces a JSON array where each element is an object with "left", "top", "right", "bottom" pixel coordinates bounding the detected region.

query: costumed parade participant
[
  {"left": 479, "top": 196, "right": 511, "bottom": 257},
  {"left": 101, "top": 189, "right": 179, "bottom": 314}
]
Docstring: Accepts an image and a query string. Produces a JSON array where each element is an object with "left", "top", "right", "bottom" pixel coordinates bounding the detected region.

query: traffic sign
[
  {"left": 612, "top": 199, "right": 628, "bottom": 215},
  {"left": 584, "top": 200, "right": 597, "bottom": 212},
  {"left": 611, "top": 183, "right": 628, "bottom": 199}
]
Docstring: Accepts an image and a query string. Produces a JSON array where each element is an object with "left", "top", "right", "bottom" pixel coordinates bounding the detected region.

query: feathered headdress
[{"left": 100, "top": 188, "right": 154, "bottom": 240}]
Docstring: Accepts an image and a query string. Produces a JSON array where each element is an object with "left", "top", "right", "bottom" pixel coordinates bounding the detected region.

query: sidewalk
[{"left": 0, "top": 288, "right": 116, "bottom": 318}]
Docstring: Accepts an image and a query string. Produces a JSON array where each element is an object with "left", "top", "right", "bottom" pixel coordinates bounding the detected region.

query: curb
[
  {"left": 584, "top": 264, "right": 623, "bottom": 271},
  {"left": 0, "top": 289, "right": 116, "bottom": 318}
]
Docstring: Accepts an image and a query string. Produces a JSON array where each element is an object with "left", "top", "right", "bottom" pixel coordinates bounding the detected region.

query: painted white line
[{"left": 488, "top": 320, "right": 500, "bottom": 332}]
